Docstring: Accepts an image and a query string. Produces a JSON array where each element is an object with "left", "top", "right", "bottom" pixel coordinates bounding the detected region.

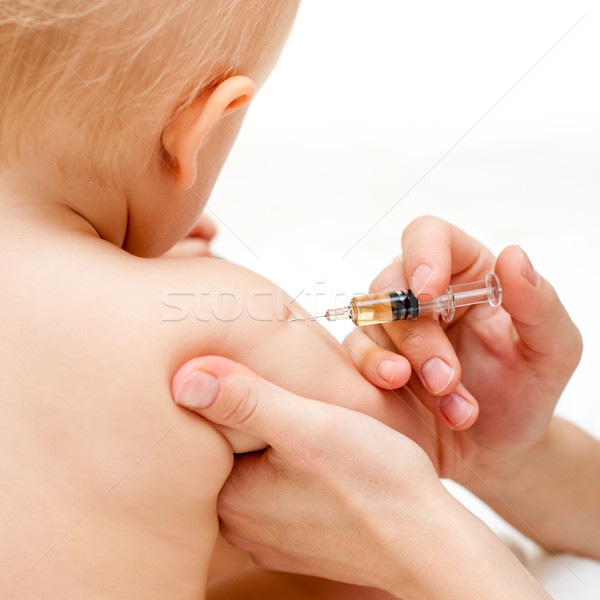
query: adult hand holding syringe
[{"left": 342, "top": 216, "right": 581, "bottom": 441}]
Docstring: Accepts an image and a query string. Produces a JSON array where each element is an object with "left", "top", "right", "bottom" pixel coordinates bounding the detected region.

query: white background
[{"left": 209, "top": 2, "right": 600, "bottom": 596}]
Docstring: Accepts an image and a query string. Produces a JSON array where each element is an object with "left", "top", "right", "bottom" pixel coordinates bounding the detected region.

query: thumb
[
  {"left": 496, "top": 245, "right": 582, "bottom": 373},
  {"left": 172, "top": 356, "right": 322, "bottom": 451}
]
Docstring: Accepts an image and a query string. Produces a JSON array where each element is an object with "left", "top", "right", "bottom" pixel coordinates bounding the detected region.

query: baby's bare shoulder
[{"left": 4, "top": 235, "right": 235, "bottom": 474}]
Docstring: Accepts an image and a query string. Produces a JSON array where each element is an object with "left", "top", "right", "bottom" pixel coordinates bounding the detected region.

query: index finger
[{"left": 400, "top": 216, "right": 495, "bottom": 299}]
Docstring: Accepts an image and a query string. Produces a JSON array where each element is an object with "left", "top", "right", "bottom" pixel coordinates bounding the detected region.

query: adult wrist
[
  {"left": 367, "top": 490, "right": 494, "bottom": 599},
  {"left": 382, "top": 496, "right": 551, "bottom": 600}
]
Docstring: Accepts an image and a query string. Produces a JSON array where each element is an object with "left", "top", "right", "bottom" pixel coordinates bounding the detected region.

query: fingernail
[
  {"left": 421, "top": 357, "right": 454, "bottom": 395},
  {"left": 174, "top": 371, "right": 219, "bottom": 410},
  {"left": 411, "top": 264, "right": 434, "bottom": 296},
  {"left": 377, "top": 359, "right": 402, "bottom": 383},
  {"left": 520, "top": 247, "right": 539, "bottom": 287},
  {"left": 440, "top": 393, "right": 474, "bottom": 428}
]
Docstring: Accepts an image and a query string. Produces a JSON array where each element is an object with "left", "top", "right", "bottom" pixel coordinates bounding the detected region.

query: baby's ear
[{"left": 161, "top": 76, "right": 256, "bottom": 189}]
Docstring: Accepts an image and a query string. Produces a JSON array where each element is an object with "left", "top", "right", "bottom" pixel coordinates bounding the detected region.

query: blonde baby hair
[{"left": 0, "top": 0, "right": 294, "bottom": 173}]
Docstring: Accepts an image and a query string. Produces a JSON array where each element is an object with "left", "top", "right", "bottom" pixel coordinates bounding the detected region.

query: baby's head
[{"left": 0, "top": 0, "right": 299, "bottom": 255}]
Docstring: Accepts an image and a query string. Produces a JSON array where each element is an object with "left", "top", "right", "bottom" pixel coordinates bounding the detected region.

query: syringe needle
[
  {"left": 287, "top": 315, "right": 327, "bottom": 323},
  {"left": 288, "top": 306, "right": 352, "bottom": 323}
]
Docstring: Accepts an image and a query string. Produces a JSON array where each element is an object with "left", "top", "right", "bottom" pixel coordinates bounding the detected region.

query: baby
[{"left": 0, "top": 2, "right": 442, "bottom": 598}]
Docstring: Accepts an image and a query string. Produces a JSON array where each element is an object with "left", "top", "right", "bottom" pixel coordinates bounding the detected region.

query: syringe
[{"left": 289, "top": 273, "right": 502, "bottom": 326}]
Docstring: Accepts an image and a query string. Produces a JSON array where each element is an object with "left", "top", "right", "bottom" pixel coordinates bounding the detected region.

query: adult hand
[
  {"left": 343, "top": 216, "right": 582, "bottom": 484},
  {"left": 173, "top": 356, "right": 551, "bottom": 600}
]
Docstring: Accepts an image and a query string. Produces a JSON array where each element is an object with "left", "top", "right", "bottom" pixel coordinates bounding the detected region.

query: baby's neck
[{"left": 0, "top": 161, "right": 128, "bottom": 247}]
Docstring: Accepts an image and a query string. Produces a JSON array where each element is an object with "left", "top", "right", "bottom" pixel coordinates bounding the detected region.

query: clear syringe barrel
[
  {"left": 325, "top": 272, "right": 502, "bottom": 326},
  {"left": 418, "top": 272, "right": 502, "bottom": 322}
]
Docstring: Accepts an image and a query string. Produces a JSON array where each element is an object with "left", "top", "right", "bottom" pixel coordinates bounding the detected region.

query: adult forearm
[
  {"left": 464, "top": 417, "right": 600, "bottom": 559},
  {"left": 376, "top": 496, "right": 552, "bottom": 600}
]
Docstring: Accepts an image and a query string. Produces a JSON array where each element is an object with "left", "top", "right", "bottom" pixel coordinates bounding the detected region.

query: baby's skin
[{"left": 0, "top": 204, "right": 440, "bottom": 599}]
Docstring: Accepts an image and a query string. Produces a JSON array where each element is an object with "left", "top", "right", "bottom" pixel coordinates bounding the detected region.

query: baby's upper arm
[{"left": 130, "top": 253, "right": 438, "bottom": 459}]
